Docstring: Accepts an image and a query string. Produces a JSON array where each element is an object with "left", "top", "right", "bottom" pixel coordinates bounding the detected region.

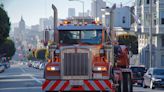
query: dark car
[
  {"left": 2, "top": 62, "right": 10, "bottom": 69},
  {"left": 143, "top": 68, "right": 164, "bottom": 89},
  {"left": 130, "top": 65, "right": 147, "bottom": 86}
]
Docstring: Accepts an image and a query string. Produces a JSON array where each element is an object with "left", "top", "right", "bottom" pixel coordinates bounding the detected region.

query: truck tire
[
  {"left": 122, "top": 73, "right": 133, "bottom": 92},
  {"left": 116, "top": 73, "right": 133, "bottom": 92},
  {"left": 116, "top": 81, "right": 122, "bottom": 92}
]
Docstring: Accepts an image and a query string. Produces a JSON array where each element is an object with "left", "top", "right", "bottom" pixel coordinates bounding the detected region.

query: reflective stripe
[
  {"left": 49, "top": 80, "right": 61, "bottom": 91},
  {"left": 60, "top": 81, "right": 69, "bottom": 91},
  {"left": 100, "top": 80, "right": 108, "bottom": 89},
  {"left": 42, "top": 80, "right": 50, "bottom": 90},
  {"left": 104, "top": 80, "right": 113, "bottom": 89},
  {"left": 94, "top": 80, "right": 105, "bottom": 90},
  {"left": 84, "top": 80, "right": 94, "bottom": 91},
  {"left": 42, "top": 80, "right": 113, "bottom": 91},
  {"left": 89, "top": 81, "right": 100, "bottom": 90},
  {"left": 55, "top": 81, "right": 65, "bottom": 91},
  {"left": 45, "top": 81, "right": 56, "bottom": 91}
]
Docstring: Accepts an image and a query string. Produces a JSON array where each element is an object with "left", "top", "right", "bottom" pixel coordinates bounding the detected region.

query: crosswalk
[{"left": 0, "top": 64, "right": 44, "bottom": 92}]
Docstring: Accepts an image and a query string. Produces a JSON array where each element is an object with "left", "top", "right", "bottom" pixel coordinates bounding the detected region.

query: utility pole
[
  {"left": 149, "top": 0, "right": 153, "bottom": 68},
  {"left": 110, "top": 4, "right": 116, "bottom": 67}
]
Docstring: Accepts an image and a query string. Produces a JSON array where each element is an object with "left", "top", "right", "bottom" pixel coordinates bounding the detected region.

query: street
[
  {"left": 0, "top": 64, "right": 43, "bottom": 92},
  {"left": 0, "top": 64, "right": 164, "bottom": 92}
]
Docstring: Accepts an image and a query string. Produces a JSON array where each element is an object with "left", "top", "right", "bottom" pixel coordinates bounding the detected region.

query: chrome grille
[{"left": 63, "top": 53, "right": 89, "bottom": 76}]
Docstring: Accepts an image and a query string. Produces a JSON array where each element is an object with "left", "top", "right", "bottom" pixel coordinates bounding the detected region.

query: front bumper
[{"left": 42, "top": 80, "right": 115, "bottom": 91}]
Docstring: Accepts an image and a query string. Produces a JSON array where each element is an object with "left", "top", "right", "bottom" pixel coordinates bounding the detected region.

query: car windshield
[
  {"left": 131, "top": 67, "right": 145, "bottom": 73},
  {"left": 153, "top": 69, "right": 164, "bottom": 75},
  {"left": 59, "top": 30, "right": 102, "bottom": 45}
]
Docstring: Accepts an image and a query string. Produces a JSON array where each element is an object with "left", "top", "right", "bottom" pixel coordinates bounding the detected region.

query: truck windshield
[{"left": 59, "top": 30, "right": 102, "bottom": 45}]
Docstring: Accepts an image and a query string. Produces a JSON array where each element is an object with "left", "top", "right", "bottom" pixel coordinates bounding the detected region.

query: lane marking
[
  {"left": 30, "top": 74, "right": 43, "bottom": 85},
  {"left": 20, "top": 67, "right": 26, "bottom": 73},
  {"left": 0, "top": 78, "right": 44, "bottom": 82},
  {"left": 0, "top": 86, "right": 41, "bottom": 90},
  {"left": 0, "top": 73, "right": 42, "bottom": 78}
]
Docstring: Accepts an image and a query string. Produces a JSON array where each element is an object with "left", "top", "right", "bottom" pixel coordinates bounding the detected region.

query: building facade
[
  {"left": 91, "top": 0, "right": 106, "bottom": 21},
  {"left": 68, "top": 8, "right": 75, "bottom": 18},
  {"left": 102, "top": 6, "right": 132, "bottom": 29},
  {"left": 134, "top": 0, "right": 164, "bottom": 68}
]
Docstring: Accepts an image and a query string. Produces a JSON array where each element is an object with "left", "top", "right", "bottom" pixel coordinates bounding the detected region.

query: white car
[{"left": 39, "top": 63, "right": 46, "bottom": 70}]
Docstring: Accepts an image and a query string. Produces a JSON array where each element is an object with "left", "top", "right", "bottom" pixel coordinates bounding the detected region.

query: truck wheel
[
  {"left": 116, "top": 81, "right": 122, "bottom": 92},
  {"left": 122, "top": 73, "right": 133, "bottom": 92}
]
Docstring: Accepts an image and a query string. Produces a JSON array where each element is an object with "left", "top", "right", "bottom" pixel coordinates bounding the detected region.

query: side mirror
[{"left": 148, "top": 73, "right": 152, "bottom": 76}]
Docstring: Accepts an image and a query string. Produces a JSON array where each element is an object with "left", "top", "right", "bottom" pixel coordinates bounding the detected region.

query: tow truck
[{"left": 42, "top": 5, "right": 133, "bottom": 92}]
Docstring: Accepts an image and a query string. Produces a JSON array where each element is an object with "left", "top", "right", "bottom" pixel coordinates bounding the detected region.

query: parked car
[
  {"left": 2, "top": 62, "right": 10, "bottom": 69},
  {"left": 0, "top": 64, "right": 5, "bottom": 73},
  {"left": 39, "top": 62, "right": 46, "bottom": 70},
  {"left": 28, "top": 62, "right": 32, "bottom": 67},
  {"left": 143, "top": 68, "right": 164, "bottom": 89},
  {"left": 130, "top": 65, "right": 147, "bottom": 86},
  {"left": 35, "top": 62, "right": 41, "bottom": 69}
]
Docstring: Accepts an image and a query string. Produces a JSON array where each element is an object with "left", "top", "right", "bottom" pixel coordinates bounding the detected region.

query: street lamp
[{"left": 69, "top": 0, "right": 85, "bottom": 24}]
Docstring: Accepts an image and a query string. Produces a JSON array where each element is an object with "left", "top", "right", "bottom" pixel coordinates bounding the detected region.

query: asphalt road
[
  {"left": 0, "top": 64, "right": 164, "bottom": 92},
  {"left": 0, "top": 64, "right": 44, "bottom": 92}
]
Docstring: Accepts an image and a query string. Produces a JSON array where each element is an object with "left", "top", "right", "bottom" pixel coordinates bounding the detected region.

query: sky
[{"left": 1, "top": 0, "right": 134, "bottom": 26}]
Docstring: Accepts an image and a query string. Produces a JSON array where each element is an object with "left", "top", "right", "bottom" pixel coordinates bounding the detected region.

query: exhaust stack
[{"left": 52, "top": 4, "right": 58, "bottom": 43}]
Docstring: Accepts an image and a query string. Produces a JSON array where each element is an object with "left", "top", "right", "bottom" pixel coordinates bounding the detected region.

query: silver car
[{"left": 0, "top": 64, "right": 5, "bottom": 73}]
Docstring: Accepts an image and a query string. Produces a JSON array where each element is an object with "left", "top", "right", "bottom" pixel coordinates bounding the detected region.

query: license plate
[{"left": 70, "top": 80, "right": 83, "bottom": 86}]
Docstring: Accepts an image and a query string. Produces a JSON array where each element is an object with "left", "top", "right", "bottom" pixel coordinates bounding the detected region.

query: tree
[
  {"left": 0, "top": 39, "right": 16, "bottom": 59},
  {"left": 0, "top": 6, "right": 15, "bottom": 59},
  {"left": 117, "top": 34, "right": 138, "bottom": 54},
  {"left": 35, "top": 48, "right": 47, "bottom": 61},
  {"left": 0, "top": 6, "right": 10, "bottom": 43}
]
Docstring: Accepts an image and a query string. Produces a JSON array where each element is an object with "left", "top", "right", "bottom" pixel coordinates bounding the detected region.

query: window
[
  {"left": 139, "top": 0, "right": 141, "bottom": 6},
  {"left": 145, "top": 13, "right": 149, "bottom": 26},
  {"left": 122, "top": 16, "right": 126, "bottom": 23},
  {"left": 154, "top": 13, "right": 156, "bottom": 25},
  {"left": 160, "top": 11, "right": 164, "bottom": 25},
  {"left": 162, "top": 36, "right": 164, "bottom": 47},
  {"left": 154, "top": 0, "right": 156, "bottom": 4},
  {"left": 161, "top": 55, "right": 164, "bottom": 66},
  {"left": 147, "top": 0, "right": 149, "bottom": 4},
  {"left": 162, "top": 18, "right": 164, "bottom": 24},
  {"left": 59, "top": 30, "right": 102, "bottom": 44}
]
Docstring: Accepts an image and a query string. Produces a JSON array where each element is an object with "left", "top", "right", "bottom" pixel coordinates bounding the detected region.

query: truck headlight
[
  {"left": 93, "top": 66, "right": 107, "bottom": 72},
  {"left": 46, "top": 66, "right": 60, "bottom": 71},
  {"left": 152, "top": 77, "right": 162, "bottom": 81}
]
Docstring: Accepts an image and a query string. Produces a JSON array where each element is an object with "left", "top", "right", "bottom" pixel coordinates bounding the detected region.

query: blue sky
[{"left": 1, "top": 0, "right": 134, "bottom": 26}]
